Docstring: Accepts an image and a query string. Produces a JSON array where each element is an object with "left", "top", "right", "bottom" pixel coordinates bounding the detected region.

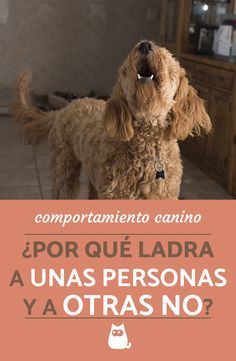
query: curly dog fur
[{"left": 11, "top": 41, "right": 211, "bottom": 199}]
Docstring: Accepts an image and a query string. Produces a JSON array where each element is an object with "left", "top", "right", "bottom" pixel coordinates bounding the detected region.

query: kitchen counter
[{"left": 181, "top": 52, "right": 236, "bottom": 72}]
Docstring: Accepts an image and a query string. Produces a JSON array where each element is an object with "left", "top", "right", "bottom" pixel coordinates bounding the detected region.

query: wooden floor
[{"left": 0, "top": 116, "right": 232, "bottom": 199}]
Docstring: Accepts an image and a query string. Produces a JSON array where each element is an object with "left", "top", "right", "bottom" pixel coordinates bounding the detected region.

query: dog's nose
[{"left": 138, "top": 41, "right": 152, "bottom": 55}]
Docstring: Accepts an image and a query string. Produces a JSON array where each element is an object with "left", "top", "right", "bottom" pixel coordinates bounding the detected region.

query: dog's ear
[
  {"left": 170, "top": 69, "right": 211, "bottom": 140},
  {"left": 104, "top": 86, "right": 134, "bottom": 141}
]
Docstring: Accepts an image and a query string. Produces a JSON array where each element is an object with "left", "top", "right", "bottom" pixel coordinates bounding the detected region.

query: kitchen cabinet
[
  {"left": 159, "top": 0, "right": 236, "bottom": 197},
  {"left": 180, "top": 55, "right": 236, "bottom": 195}
]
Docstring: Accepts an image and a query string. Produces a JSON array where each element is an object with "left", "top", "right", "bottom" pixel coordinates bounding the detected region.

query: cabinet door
[
  {"left": 182, "top": 82, "right": 210, "bottom": 158},
  {"left": 207, "top": 89, "right": 231, "bottom": 185},
  {"left": 160, "top": 0, "right": 184, "bottom": 55},
  {"left": 232, "top": 146, "right": 236, "bottom": 197}
]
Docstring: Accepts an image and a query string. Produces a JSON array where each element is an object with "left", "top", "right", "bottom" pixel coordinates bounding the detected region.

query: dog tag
[
  {"left": 155, "top": 158, "right": 165, "bottom": 180},
  {"left": 156, "top": 169, "right": 165, "bottom": 179}
]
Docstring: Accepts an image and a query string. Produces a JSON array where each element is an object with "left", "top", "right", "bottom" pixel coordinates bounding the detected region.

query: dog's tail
[{"left": 11, "top": 71, "right": 54, "bottom": 145}]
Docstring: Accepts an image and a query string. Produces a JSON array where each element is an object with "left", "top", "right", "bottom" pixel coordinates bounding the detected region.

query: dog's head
[{"left": 104, "top": 40, "right": 211, "bottom": 141}]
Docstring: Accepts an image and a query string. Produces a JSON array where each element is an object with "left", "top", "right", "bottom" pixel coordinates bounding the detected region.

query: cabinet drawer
[
  {"left": 181, "top": 59, "right": 195, "bottom": 78},
  {"left": 210, "top": 69, "right": 233, "bottom": 91},
  {"left": 194, "top": 64, "right": 210, "bottom": 83},
  {"left": 193, "top": 82, "right": 210, "bottom": 105}
]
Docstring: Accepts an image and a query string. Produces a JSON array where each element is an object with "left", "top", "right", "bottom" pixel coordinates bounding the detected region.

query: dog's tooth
[
  {"left": 150, "top": 74, "right": 154, "bottom": 79},
  {"left": 137, "top": 74, "right": 142, "bottom": 80}
]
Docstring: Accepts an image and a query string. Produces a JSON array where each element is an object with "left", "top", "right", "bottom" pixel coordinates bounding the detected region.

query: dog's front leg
[
  {"left": 96, "top": 168, "right": 138, "bottom": 199},
  {"left": 97, "top": 187, "right": 137, "bottom": 200}
]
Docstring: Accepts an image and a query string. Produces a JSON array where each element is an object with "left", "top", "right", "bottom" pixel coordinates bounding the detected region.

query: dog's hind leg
[{"left": 50, "top": 141, "right": 81, "bottom": 199}]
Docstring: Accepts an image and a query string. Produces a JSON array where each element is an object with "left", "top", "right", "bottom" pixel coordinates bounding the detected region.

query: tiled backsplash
[{"left": 0, "top": 0, "right": 161, "bottom": 96}]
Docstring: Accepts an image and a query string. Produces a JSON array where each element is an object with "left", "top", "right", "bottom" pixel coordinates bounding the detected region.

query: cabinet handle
[{"left": 216, "top": 75, "right": 224, "bottom": 81}]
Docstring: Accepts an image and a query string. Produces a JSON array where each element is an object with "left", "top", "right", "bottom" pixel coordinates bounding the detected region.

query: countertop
[{"left": 181, "top": 52, "right": 236, "bottom": 72}]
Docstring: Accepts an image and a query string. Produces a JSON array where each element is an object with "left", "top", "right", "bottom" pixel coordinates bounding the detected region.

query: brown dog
[{"left": 11, "top": 40, "right": 211, "bottom": 199}]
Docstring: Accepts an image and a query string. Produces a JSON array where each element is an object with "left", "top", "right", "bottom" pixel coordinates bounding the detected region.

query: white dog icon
[{"left": 108, "top": 324, "right": 131, "bottom": 349}]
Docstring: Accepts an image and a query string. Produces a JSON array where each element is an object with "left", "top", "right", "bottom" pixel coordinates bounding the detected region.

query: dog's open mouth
[{"left": 137, "top": 58, "right": 154, "bottom": 81}]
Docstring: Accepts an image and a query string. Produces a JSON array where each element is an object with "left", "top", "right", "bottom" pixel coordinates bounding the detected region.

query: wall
[{"left": 0, "top": 0, "right": 160, "bottom": 95}]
